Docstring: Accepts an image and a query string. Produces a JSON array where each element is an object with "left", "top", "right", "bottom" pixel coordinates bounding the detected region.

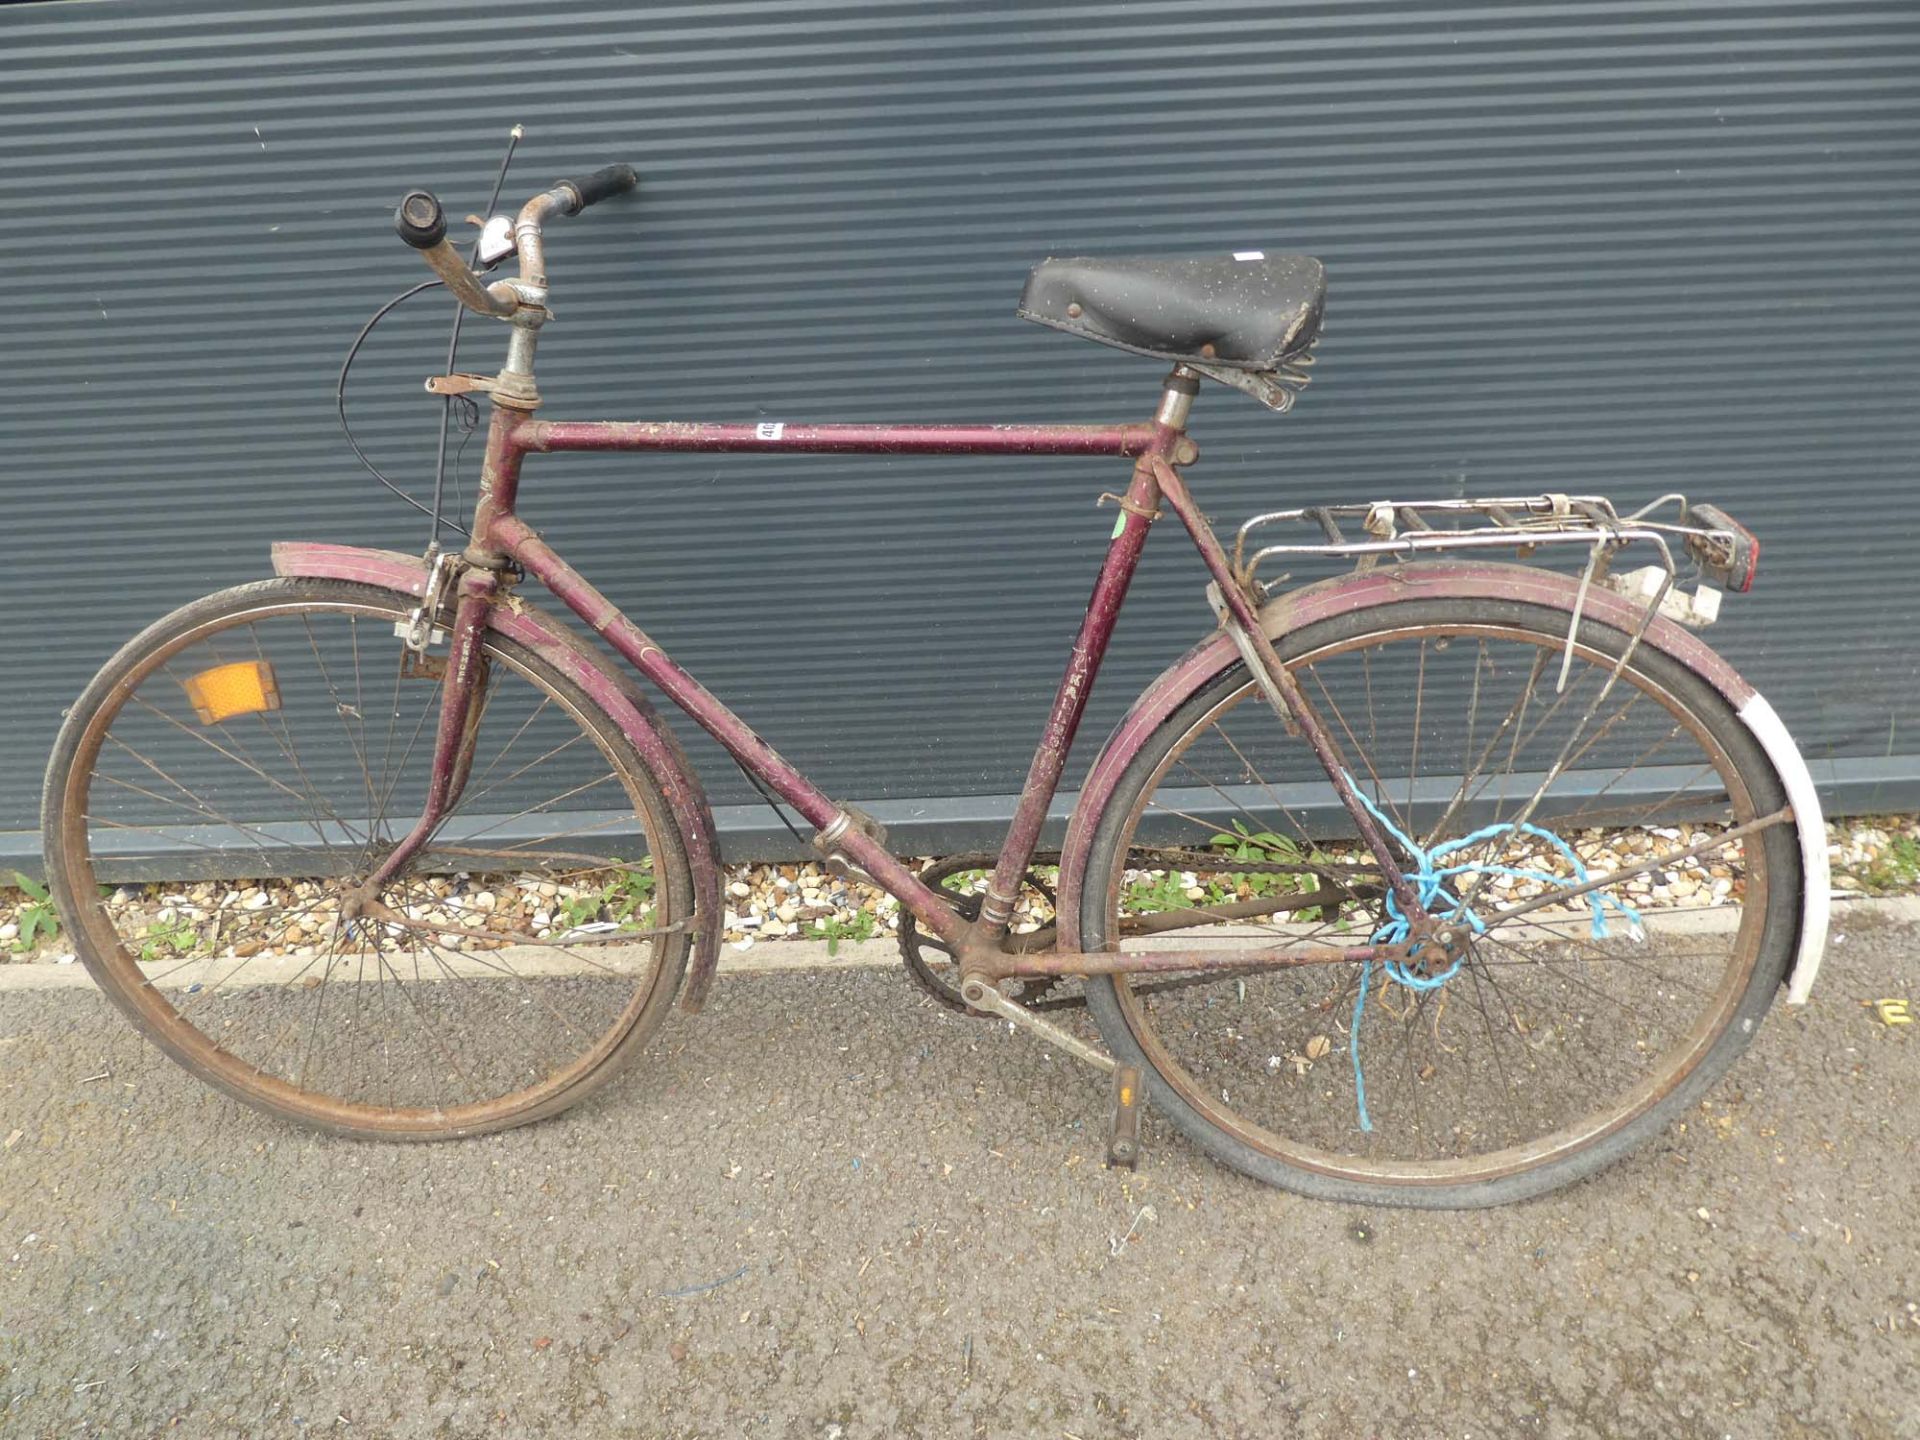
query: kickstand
[{"left": 1107, "top": 1064, "right": 1144, "bottom": 1169}]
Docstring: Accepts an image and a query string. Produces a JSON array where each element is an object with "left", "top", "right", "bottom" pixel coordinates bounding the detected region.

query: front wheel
[
  {"left": 42, "top": 578, "right": 694, "bottom": 1139},
  {"left": 1076, "top": 595, "right": 1800, "bottom": 1208}
]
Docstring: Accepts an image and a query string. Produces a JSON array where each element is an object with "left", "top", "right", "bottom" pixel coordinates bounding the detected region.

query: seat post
[{"left": 1156, "top": 365, "right": 1201, "bottom": 433}]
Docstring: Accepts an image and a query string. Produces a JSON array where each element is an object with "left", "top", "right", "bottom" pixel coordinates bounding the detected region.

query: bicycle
[{"left": 41, "top": 160, "right": 1831, "bottom": 1208}]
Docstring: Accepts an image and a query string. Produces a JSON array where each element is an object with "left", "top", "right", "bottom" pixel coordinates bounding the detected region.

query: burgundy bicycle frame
[{"left": 374, "top": 381, "right": 1424, "bottom": 982}]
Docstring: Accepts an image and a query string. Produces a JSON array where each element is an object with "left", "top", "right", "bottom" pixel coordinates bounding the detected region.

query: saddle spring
[{"left": 1192, "top": 336, "right": 1319, "bottom": 413}]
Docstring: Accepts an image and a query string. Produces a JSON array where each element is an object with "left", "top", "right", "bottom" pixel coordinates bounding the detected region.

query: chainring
[{"left": 896, "top": 852, "right": 1064, "bottom": 1015}]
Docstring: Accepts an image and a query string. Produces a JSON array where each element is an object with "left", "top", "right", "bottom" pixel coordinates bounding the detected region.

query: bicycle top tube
[{"left": 516, "top": 419, "right": 1163, "bottom": 458}]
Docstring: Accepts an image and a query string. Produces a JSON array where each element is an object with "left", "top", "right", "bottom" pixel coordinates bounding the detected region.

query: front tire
[{"left": 42, "top": 578, "right": 694, "bottom": 1140}]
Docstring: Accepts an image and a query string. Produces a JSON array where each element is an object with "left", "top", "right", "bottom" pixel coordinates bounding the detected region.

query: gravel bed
[{"left": 3, "top": 814, "right": 1913, "bottom": 965}]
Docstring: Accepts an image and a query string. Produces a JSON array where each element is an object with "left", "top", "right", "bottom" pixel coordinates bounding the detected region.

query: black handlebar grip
[
  {"left": 394, "top": 189, "right": 447, "bottom": 249},
  {"left": 555, "top": 164, "right": 638, "bottom": 214}
]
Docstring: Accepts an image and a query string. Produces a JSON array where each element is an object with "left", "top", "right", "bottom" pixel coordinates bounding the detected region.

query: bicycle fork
[{"left": 359, "top": 562, "right": 497, "bottom": 896}]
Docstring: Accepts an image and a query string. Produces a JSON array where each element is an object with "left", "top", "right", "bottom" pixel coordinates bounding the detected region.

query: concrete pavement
[{"left": 1, "top": 910, "right": 1915, "bottom": 1438}]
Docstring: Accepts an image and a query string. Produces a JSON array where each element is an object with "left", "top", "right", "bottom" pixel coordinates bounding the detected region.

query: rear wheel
[
  {"left": 1077, "top": 596, "right": 1800, "bottom": 1207},
  {"left": 42, "top": 578, "right": 693, "bottom": 1139}
]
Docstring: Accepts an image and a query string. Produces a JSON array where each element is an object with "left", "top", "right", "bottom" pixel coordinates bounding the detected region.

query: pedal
[{"left": 1106, "top": 1064, "right": 1144, "bottom": 1169}]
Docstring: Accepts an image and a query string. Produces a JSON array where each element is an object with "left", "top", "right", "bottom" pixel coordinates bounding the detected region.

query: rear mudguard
[
  {"left": 1056, "top": 561, "right": 1828, "bottom": 1002},
  {"left": 269, "top": 542, "right": 724, "bottom": 1013}
]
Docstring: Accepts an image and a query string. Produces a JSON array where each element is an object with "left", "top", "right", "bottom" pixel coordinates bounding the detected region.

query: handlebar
[
  {"left": 552, "top": 163, "right": 638, "bottom": 215},
  {"left": 394, "top": 190, "right": 447, "bottom": 250},
  {"left": 393, "top": 162, "right": 638, "bottom": 318}
]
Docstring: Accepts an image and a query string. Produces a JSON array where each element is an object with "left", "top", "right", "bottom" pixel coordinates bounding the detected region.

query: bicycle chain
[{"left": 899, "top": 849, "right": 1384, "bottom": 1016}]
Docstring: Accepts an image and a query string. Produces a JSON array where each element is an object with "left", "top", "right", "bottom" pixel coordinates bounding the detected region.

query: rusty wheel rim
[
  {"left": 56, "top": 594, "right": 679, "bottom": 1134},
  {"left": 1102, "top": 621, "right": 1767, "bottom": 1188}
]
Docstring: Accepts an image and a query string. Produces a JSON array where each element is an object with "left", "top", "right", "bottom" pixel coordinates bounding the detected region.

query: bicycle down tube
[{"left": 383, "top": 390, "right": 1425, "bottom": 982}]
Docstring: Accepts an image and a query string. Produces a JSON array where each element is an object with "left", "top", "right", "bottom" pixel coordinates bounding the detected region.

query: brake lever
[{"left": 466, "top": 213, "right": 516, "bottom": 270}]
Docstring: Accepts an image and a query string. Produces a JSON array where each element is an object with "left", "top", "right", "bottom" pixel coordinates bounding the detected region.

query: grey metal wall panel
[{"left": 4, "top": 0, "right": 1917, "bottom": 859}]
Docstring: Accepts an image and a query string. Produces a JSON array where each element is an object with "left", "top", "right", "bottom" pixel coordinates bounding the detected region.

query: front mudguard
[
  {"left": 1056, "top": 561, "right": 1828, "bottom": 1002},
  {"left": 269, "top": 542, "right": 725, "bottom": 1013}
]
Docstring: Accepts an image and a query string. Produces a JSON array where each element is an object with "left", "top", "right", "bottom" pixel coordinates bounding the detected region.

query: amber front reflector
[{"left": 181, "top": 660, "right": 281, "bottom": 724}]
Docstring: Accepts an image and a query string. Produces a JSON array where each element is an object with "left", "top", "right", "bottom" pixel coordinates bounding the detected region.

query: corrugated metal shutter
[{"left": 4, "top": 0, "right": 1916, "bottom": 860}]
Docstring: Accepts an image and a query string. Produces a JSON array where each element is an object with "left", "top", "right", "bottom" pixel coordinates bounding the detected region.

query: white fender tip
[{"left": 1737, "top": 692, "right": 1830, "bottom": 1003}]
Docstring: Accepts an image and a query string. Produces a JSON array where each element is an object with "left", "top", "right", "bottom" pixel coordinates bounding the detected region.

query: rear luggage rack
[{"left": 1231, "top": 492, "right": 1760, "bottom": 615}]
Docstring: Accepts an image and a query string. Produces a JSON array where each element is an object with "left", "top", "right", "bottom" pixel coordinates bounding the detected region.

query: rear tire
[{"left": 1076, "top": 595, "right": 1800, "bottom": 1208}]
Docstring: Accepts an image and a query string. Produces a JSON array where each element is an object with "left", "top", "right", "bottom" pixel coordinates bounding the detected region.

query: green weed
[
  {"left": 1207, "top": 820, "right": 1330, "bottom": 922},
  {"left": 1120, "top": 871, "right": 1193, "bottom": 914},
  {"left": 137, "top": 917, "right": 198, "bottom": 963},
  {"left": 555, "top": 863, "right": 658, "bottom": 931},
  {"left": 1850, "top": 835, "right": 1920, "bottom": 895},
  {"left": 809, "top": 909, "right": 878, "bottom": 956},
  {"left": 10, "top": 873, "right": 60, "bottom": 952}
]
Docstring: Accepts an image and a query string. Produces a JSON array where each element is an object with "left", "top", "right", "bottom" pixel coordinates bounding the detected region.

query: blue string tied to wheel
[{"left": 1342, "top": 775, "right": 1643, "bottom": 1132}]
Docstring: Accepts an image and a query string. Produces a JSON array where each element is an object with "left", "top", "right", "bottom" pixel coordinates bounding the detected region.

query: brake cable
[{"left": 334, "top": 277, "right": 466, "bottom": 536}]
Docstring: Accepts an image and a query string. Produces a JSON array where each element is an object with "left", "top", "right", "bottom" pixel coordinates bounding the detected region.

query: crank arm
[
  {"left": 959, "top": 975, "right": 1115, "bottom": 1073},
  {"left": 957, "top": 977, "right": 1151, "bottom": 1169}
]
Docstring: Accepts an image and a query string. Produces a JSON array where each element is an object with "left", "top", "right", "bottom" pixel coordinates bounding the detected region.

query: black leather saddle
[{"left": 1017, "top": 253, "right": 1325, "bottom": 409}]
